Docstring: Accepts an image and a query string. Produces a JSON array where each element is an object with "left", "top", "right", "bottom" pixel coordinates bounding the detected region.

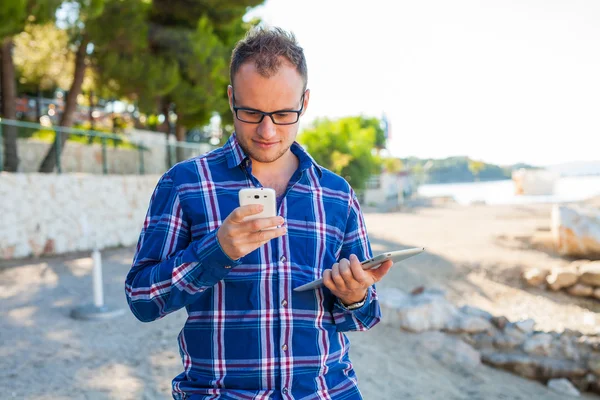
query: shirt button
[
  {"left": 280, "top": 255, "right": 286, "bottom": 262},
  {"left": 281, "top": 299, "right": 288, "bottom": 307},
  {"left": 282, "top": 388, "right": 288, "bottom": 394},
  {"left": 282, "top": 344, "right": 287, "bottom": 351},
  {"left": 224, "top": 265, "right": 231, "bottom": 269}
]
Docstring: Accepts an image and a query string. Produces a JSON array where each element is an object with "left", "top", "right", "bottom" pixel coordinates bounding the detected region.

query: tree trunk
[
  {"left": 175, "top": 122, "right": 186, "bottom": 162},
  {"left": 1, "top": 37, "right": 19, "bottom": 172},
  {"left": 89, "top": 90, "right": 95, "bottom": 130},
  {"left": 159, "top": 98, "right": 173, "bottom": 169},
  {"left": 36, "top": 86, "right": 43, "bottom": 121},
  {"left": 38, "top": 35, "right": 89, "bottom": 173},
  {"left": 87, "top": 91, "right": 95, "bottom": 143}
]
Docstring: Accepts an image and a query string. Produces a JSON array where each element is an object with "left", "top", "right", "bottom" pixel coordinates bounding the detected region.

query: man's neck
[{"left": 252, "top": 151, "right": 299, "bottom": 197}]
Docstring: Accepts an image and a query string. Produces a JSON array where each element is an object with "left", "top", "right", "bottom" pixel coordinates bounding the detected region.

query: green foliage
[
  {"left": 298, "top": 116, "right": 383, "bottom": 192},
  {"left": 148, "top": 0, "right": 263, "bottom": 130},
  {"left": 4, "top": 0, "right": 264, "bottom": 150},
  {"left": 0, "top": 0, "right": 62, "bottom": 39},
  {"left": 382, "top": 157, "right": 403, "bottom": 173},
  {"left": 168, "top": 15, "right": 229, "bottom": 128},
  {"left": 28, "top": 127, "right": 140, "bottom": 150},
  {"left": 0, "top": 1, "right": 27, "bottom": 38},
  {"left": 13, "top": 22, "right": 74, "bottom": 91},
  {"left": 88, "top": 0, "right": 262, "bottom": 133},
  {"left": 87, "top": 0, "right": 179, "bottom": 108},
  {"left": 468, "top": 159, "right": 485, "bottom": 180}
]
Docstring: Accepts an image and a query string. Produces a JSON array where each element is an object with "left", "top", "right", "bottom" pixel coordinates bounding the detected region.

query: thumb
[{"left": 369, "top": 260, "right": 393, "bottom": 282}]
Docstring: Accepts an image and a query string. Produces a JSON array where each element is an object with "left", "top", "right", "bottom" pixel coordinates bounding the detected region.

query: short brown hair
[{"left": 230, "top": 26, "right": 308, "bottom": 89}]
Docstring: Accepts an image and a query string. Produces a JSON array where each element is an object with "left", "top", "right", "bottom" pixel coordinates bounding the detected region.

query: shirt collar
[{"left": 225, "top": 133, "right": 323, "bottom": 178}]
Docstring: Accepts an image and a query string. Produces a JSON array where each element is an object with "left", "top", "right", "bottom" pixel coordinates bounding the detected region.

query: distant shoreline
[{"left": 422, "top": 172, "right": 600, "bottom": 186}]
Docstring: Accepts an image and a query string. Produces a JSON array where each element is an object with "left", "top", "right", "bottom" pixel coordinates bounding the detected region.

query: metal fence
[{"left": 0, "top": 118, "right": 214, "bottom": 175}]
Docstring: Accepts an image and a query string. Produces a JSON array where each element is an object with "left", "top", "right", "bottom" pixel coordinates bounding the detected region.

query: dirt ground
[{"left": 2, "top": 201, "right": 599, "bottom": 399}]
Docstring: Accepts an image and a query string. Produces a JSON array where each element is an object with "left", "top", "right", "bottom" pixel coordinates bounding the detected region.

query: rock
[
  {"left": 493, "top": 324, "right": 528, "bottom": 350},
  {"left": 552, "top": 204, "right": 600, "bottom": 258},
  {"left": 398, "top": 296, "right": 458, "bottom": 332},
  {"left": 569, "top": 259, "right": 592, "bottom": 271},
  {"left": 569, "top": 373, "right": 596, "bottom": 392},
  {"left": 584, "top": 373, "right": 599, "bottom": 392},
  {"left": 559, "top": 335, "right": 580, "bottom": 361},
  {"left": 446, "top": 314, "right": 493, "bottom": 334},
  {"left": 410, "top": 286, "right": 425, "bottom": 295},
  {"left": 523, "top": 268, "right": 549, "bottom": 287},
  {"left": 588, "top": 356, "right": 600, "bottom": 376},
  {"left": 459, "top": 315, "right": 494, "bottom": 333},
  {"left": 459, "top": 305, "right": 493, "bottom": 321},
  {"left": 547, "top": 378, "right": 580, "bottom": 397},
  {"left": 481, "top": 352, "right": 587, "bottom": 380},
  {"left": 590, "top": 375, "right": 600, "bottom": 395},
  {"left": 577, "top": 335, "right": 600, "bottom": 352},
  {"left": 523, "top": 333, "right": 554, "bottom": 356},
  {"left": 417, "top": 331, "right": 481, "bottom": 368},
  {"left": 546, "top": 268, "right": 579, "bottom": 291},
  {"left": 470, "top": 332, "right": 496, "bottom": 350},
  {"left": 578, "top": 261, "right": 600, "bottom": 287},
  {"left": 378, "top": 288, "right": 410, "bottom": 326},
  {"left": 513, "top": 168, "right": 557, "bottom": 195},
  {"left": 566, "top": 283, "right": 594, "bottom": 297},
  {"left": 491, "top": 316, "right": 510, "bottom": 330},
  {"left": 378, "top": 288, "right": 459, "bottom": 332},
  {"left": 562, "top": 329, "right": 584, "bottom": 338},
  {"left": 378, "top": 287, "right": 410, "bottom": 308},
  {"left": 460, "top": 333, "right": 477, "bottom": 347},
  {"left": 514, "top": 319, "right": 536, "bottom": 334}
]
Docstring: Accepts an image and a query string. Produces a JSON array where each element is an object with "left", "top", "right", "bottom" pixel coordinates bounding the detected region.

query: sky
[{"left": 246, "top": 0, "right": 600, "bottom": 167}]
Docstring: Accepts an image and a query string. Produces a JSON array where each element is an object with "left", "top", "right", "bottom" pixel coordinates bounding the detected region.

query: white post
[
  {"left": 71, "top": 241, "right": 124, "bottom": 320},
  {"left": 91, "top": 248, "right": 104, "bottom": 308}
]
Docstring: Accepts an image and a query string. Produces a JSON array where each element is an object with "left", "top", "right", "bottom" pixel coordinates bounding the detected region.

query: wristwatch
[{"left": 339, "top": 292, "right": 368, "bottom": 310}]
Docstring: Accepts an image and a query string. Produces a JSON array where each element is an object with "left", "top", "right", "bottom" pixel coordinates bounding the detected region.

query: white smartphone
[
  {"left": 238, "top": 188, "right": 278, "bottom": 227},
  {"left": 293, "top": 247, "right": 425, "bottom": 292}
]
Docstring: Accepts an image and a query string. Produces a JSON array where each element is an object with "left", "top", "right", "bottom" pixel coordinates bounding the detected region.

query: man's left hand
[{"left": 322, "top": 254, "right": 393, "bottom": 306}]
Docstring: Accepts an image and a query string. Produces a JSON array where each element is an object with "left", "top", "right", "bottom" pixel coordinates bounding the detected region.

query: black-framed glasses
[{"left": 232, "top": 90, "right": 306, "bottom": 125}]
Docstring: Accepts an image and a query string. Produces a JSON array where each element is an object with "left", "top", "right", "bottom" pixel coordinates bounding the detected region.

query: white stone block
[{"left": 552, "top": 204, "right": 600, "bottom": 257}]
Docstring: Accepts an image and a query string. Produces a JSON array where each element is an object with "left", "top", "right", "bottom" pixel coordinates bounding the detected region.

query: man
[{"left": 125, "top": 26, "right": 393, "bottom": 399}]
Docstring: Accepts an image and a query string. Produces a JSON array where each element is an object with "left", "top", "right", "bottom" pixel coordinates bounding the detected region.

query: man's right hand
[{"left": 216, "top": 205, "right": 286, "bottom": 260}]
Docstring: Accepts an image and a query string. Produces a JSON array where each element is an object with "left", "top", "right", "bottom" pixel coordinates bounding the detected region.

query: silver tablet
[{"left": 293, "top": 247, "right": 425, "bottom": 292}]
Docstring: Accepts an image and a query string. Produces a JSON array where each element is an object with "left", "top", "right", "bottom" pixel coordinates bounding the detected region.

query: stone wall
[
  {"left": 0, "top": 173, "right": 160, "bottom": 260},
  {"left": 16, "top": 138, "right": 212, "bottom": 175}
]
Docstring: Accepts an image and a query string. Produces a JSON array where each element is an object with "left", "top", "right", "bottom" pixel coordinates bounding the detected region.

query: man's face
[{"left": 228, "top": 59, "right": 309, "bottom": 165}]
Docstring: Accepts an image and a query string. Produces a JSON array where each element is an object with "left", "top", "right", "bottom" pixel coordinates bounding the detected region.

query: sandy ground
[{"left": 2, "top": 201, "right": 600, "bottom": 399}]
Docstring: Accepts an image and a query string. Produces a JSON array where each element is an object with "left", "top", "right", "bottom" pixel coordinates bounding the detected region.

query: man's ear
[
  {"left": 227, "top": 85, "right": 234, "bottom": 112},
  {"left": 301, "top": 89, "right": 310, "bottom": 116}
]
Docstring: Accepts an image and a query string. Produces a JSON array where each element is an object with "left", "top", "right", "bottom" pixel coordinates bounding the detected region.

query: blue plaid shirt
[{"left": 126, "top": 134, "right": 382, "bottom": 400}]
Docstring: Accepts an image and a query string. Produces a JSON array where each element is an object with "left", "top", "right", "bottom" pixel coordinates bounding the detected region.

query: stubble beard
[{"left": 238, "top": 137, "right": 292, "bottom": 164}]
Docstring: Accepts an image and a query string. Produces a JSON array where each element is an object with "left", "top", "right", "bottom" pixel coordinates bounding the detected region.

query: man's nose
[{"left": 257, "top": 115, "right": 277, "bottom": 139}]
